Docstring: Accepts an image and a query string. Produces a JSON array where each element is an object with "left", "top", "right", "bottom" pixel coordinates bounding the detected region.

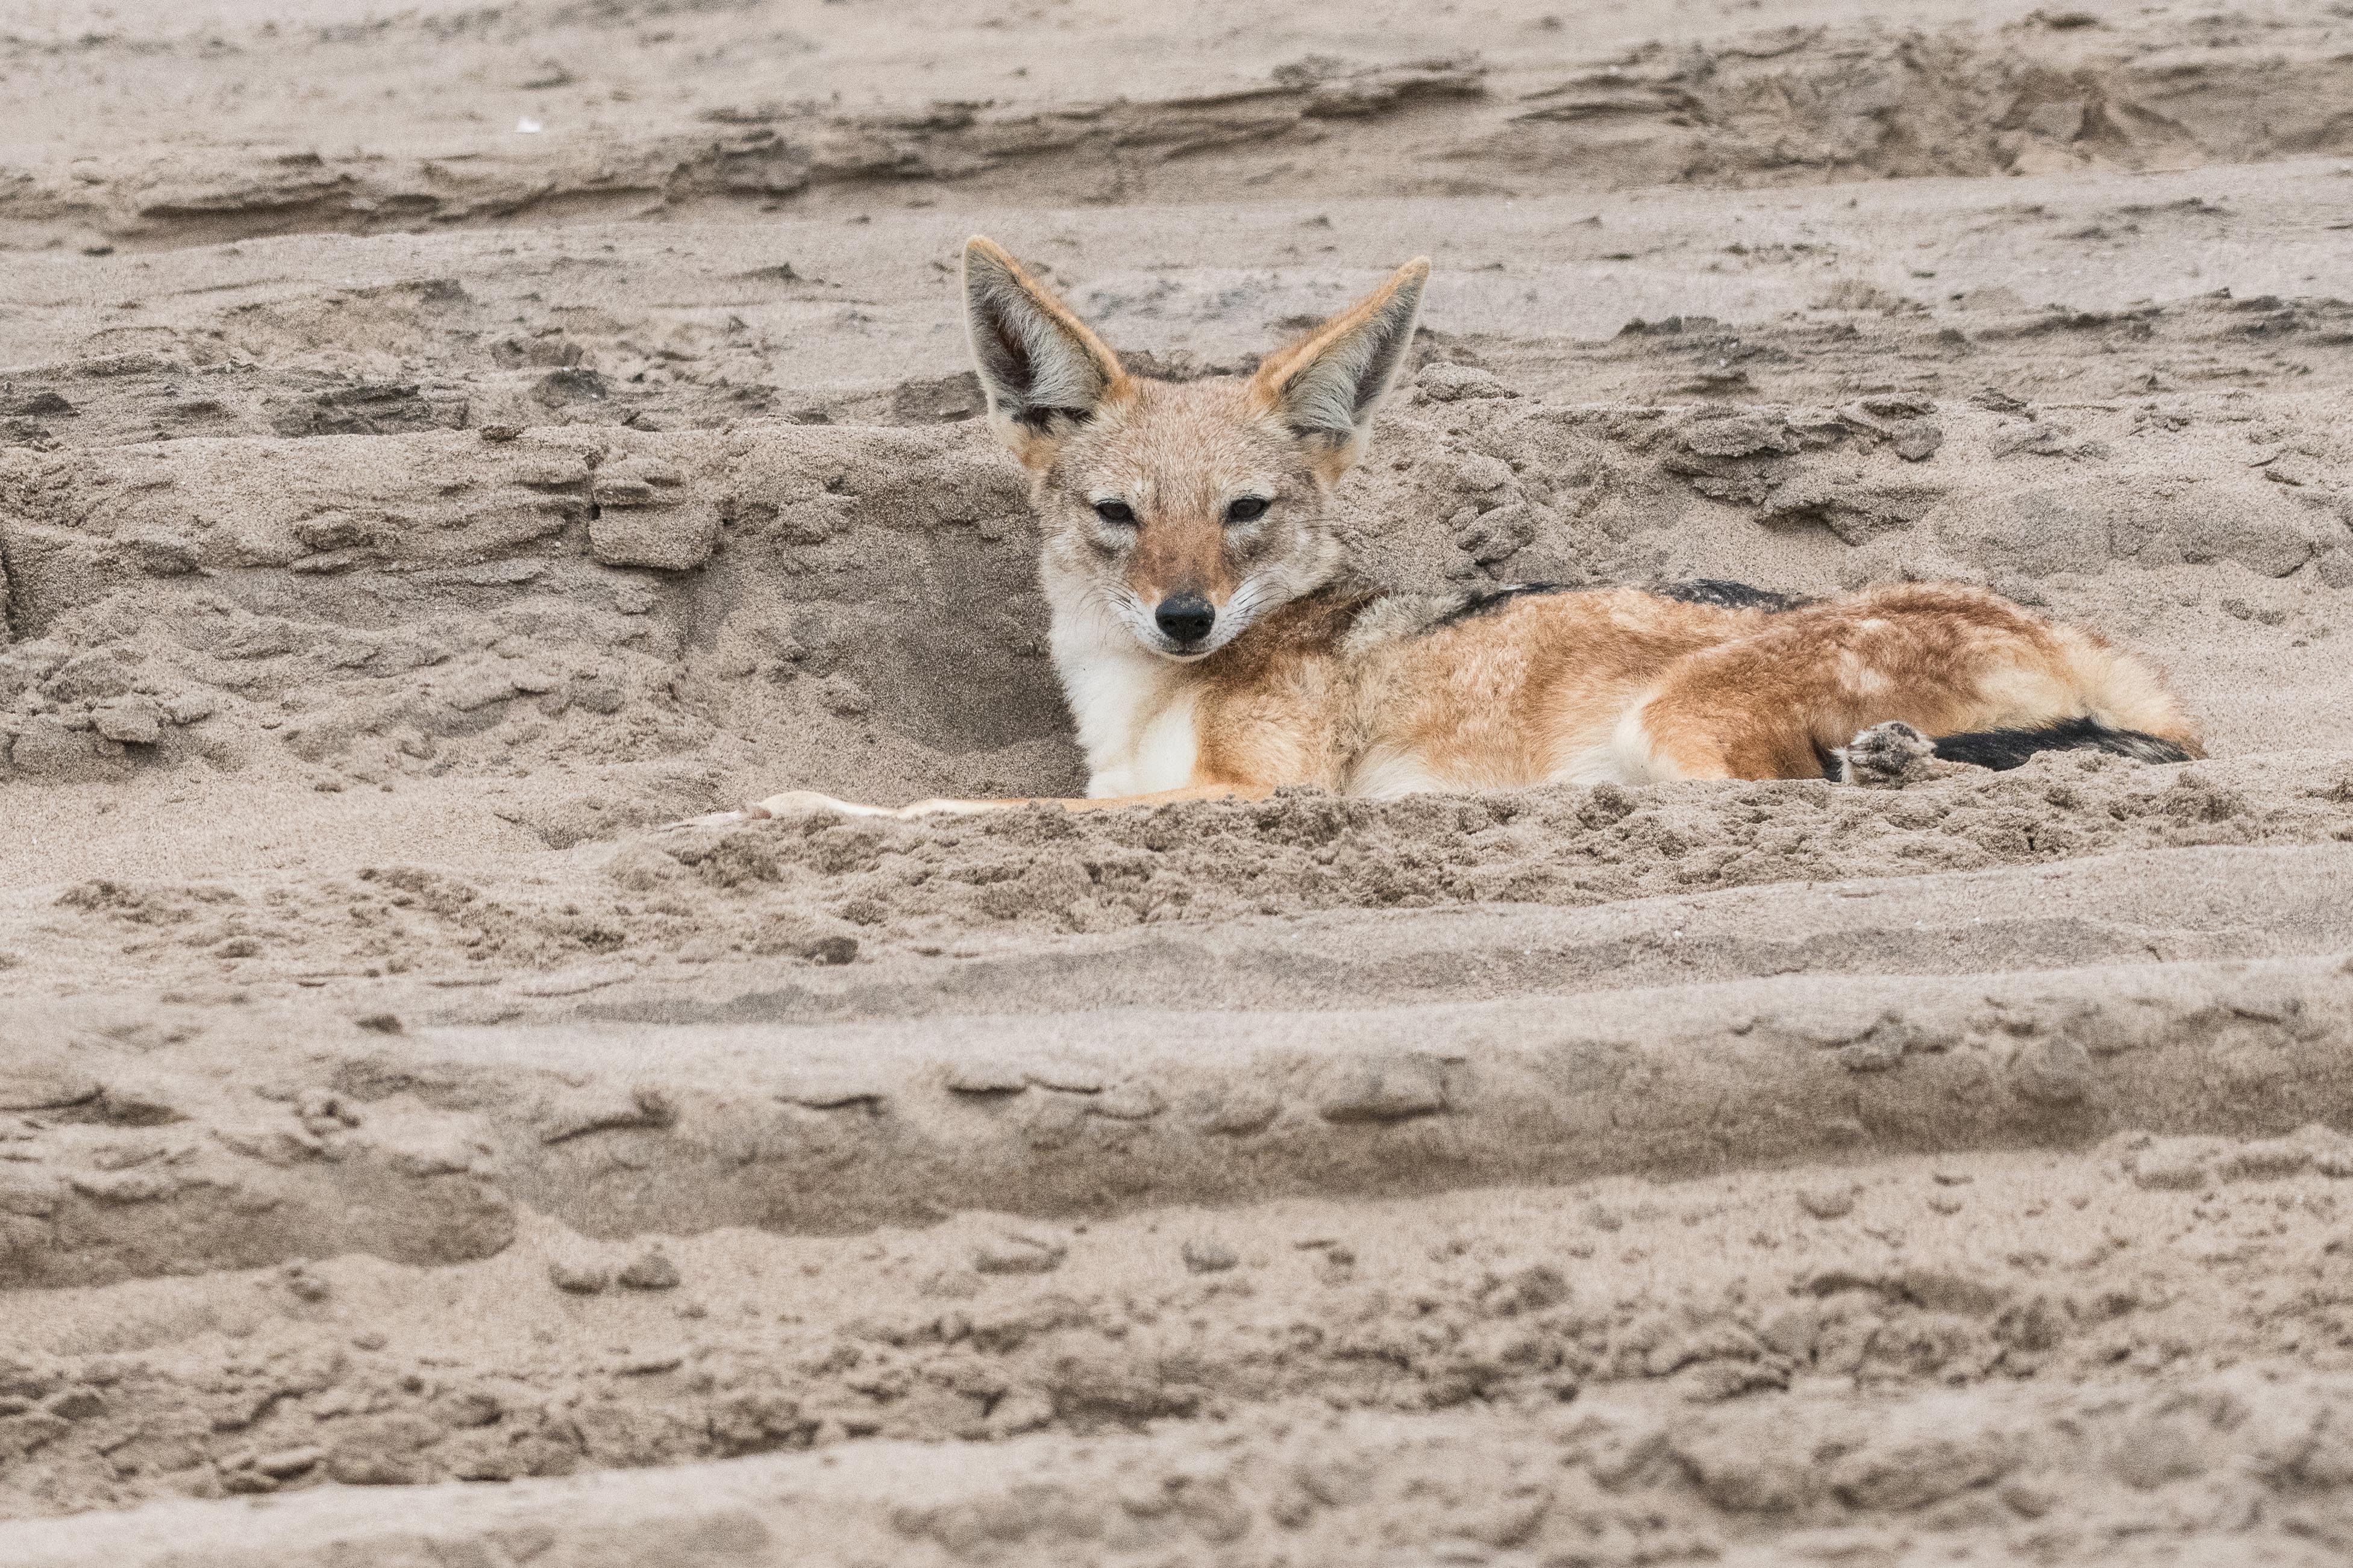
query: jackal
[{"left": 700, "top": 237, "right": 2199, "bottom": 824}]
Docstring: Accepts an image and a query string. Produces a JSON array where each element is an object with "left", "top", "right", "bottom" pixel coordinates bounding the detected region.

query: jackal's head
[{"left": 962, "top": 237, "right": 1427, "bottom": 661}]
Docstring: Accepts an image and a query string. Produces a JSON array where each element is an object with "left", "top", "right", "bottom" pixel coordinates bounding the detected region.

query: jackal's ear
[
  {"left": 1249, "top": 258, "right": 1429, "bottom": 479},
  {"left": 962, "top": 237, "right": 1132, "bottom": 468}
]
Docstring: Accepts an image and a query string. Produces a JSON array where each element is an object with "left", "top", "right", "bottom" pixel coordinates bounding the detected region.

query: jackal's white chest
[{"left": 1050, "top": 620, "right": 1201, "bottom": 798}]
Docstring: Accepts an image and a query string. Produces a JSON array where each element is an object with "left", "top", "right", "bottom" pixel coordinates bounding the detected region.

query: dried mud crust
[
  {"left": 18, "top": 1363, "right": 2353, "bottom": 1566},
  {"left": 7, "top": 947, "right": 2353, "bottom": 1274},
  {"left": 7, "top": 11, "right": 2353, "bottom": 253},
  {"left": 2, "top": 753, "right": 2348, "bottom": 987},
  {"left": 1, "top": 390, "right": 2346, "bottom": 808},
  {"left": 11, "top": 1110, "right": 2353, "bottom": 1530},
  {"left": 10, "top": 194, "right": 2353, "bottom": 448},
  {"left": 656, "top": 752, "right": 2353, "bottom": 948}
]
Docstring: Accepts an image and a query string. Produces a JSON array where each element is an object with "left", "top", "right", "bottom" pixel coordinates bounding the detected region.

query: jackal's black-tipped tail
[{"left": 1929, "top": 716, "right": 2195, "bottom": 771}]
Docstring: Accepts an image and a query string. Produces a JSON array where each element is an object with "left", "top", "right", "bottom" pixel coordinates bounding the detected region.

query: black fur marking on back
[
  {"left": 1426, "top": 582, "right": 1574, "bottom": 631},
  {"left": 1931, "top": 716, "right": 2192, "bottom": 771},
  {"left": 1422, "top": 578, "right": 1811, "bottom": 635},
  {"left": 1010, "top": 404, "right": 1094, "bottom": 431},
  {"left": 1650, "top": 579, "right": 1813, "bottom": 613}
]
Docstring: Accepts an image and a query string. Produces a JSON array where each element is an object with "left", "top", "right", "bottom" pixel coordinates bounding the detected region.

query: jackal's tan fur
[{"left": 709, "top": 238, "right": 2199, "bottom": 825}]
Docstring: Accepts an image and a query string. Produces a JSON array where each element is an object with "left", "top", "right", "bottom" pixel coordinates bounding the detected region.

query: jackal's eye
[
  {"left": 1225, "top": 497, "right": 1269, "bottom": 523},
  {"left": 1092, "top": 500, "right": 1135, "bottom": 525}
]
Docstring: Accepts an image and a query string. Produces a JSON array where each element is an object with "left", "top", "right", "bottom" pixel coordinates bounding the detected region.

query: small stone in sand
[
  {"left": 973, "top": 1228, "right": 1068, "bottom": 1275},
  {"left": 1182, "top": 1238, "right": 1239, "bottom": 1274},
  {"left": 616, "top": 1250, "right": 681, "bottom": 1292},
  {"left": 550, "top": 1257, "right": 613, "bottom": 1295},
  {"left": 1797, "top": 1187, "right": 1855, "bottom": 1220}
]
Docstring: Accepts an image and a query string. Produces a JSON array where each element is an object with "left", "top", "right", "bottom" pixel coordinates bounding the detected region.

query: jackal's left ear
[
  {"left": 1249, "top": 258, "right": 1429, "bottom": 479},
  {"left": 963, "top": 236, "right": 1132, "bottom": 469}
]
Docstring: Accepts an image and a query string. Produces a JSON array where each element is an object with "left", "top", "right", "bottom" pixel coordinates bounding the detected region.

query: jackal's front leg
[
  {"left": 671, "top": 781, "right": 1268, "bottom": 829},
  {"left": 900, "top": 782, "right": 1273, "bottom": 816},
  {"left": 665, "top": 790, "right": 897, "bottom": 829}
]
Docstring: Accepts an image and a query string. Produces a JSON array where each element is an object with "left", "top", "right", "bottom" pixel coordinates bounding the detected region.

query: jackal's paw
[
  {"left": 1834, "top": 721, "right": 1937, "bottom": 788},
  {"left": 663, "top": 790, "right": 895, "bottom": 829},
  {"left": 757, "top": 790, "right": 902, "bottom": 819},
  {"left": 895, "top": 797, "right": 1007, "bottom": 818}
]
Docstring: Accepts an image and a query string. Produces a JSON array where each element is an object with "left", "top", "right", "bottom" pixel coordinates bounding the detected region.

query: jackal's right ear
[
  {"left": 1249, "top": 258, "right": 1429, "bottom": 481},
  {"left": 962, "top": 237, "right": 1131, "bottom": 468}
]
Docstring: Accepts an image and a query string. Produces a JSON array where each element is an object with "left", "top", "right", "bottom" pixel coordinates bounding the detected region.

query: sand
[{"left": 4, "top": 0, "right": 2353, "bottom": 1562}]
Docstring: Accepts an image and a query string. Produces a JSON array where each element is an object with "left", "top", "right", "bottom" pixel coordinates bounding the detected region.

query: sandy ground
[{"left": 5, "top": 0, "right": 2353, "bottom": 1563}]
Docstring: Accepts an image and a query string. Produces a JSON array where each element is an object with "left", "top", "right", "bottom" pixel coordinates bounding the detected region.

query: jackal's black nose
[{"left": 1155, "top": 593, "right": 1215, "bottom": 647}]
